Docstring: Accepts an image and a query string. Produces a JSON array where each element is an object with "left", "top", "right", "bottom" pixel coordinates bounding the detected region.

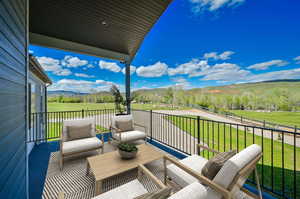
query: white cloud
[
  {"left": 170, "top": 77, "right": 191, "bottom": 89},
  {"left": 95, "top": 80, "right": 114, "bottom": 86},
  {"left": 190, "top": 0, "right": 245, "bottom": 13},
  {"left": 37, "top": 56, "right": 61, "bottom": 71},
  {"left": 219, "top": 51, "right": 235, "bottom": 60},
  {"left": 168, "top": 59, "right": 209, "bottom": 76},
  {"left": 203, "top": 51, "right": 235, "bottom": 60},
  {"left": 74, "top": 73, "right": 95, "bottom": 78},
  {"left": 54, "top": 69, "right": 72, "bottom": 76},
  {"left": 247, "top": 60, "right": 288, "bottom": 70},
  {"left": 37, "top": 56, "right": 72, "bottom": 76},
  {"left": 192, "top": 62, "right": 250, "bottom": 82},
  {"left": 99, "top": 60, "right": 121, "bottom": 72},
  {"left": 294, "top": 56, "right": 300, "bottom": 64},
  {"left": 49, "top": 79, "right": 119, "bottom": 93},
  {"left": 29, "top": 50, "right": 34, "bottom": 54},
  {"left": 136, "top": 62, "right": 168, "bottom": 77},
  {"left": 246, "top": 68, "right": 300, "bottom": 82},
  {"left": 61, "top": 56, "right": 88, "bottom": 68},
  {"left": 122, "top": 65, "right": 136, "bottom": 75},
  {"left": 87, "top": 64, "right": 95, "bottom": 68}
]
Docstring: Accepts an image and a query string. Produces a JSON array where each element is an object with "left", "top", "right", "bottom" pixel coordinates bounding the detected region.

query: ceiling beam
[{"left": 29, "top": 32, "right": 131, "bottom": 62}]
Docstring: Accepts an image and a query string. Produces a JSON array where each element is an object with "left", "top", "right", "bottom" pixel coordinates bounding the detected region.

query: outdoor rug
[
  {"left": 42, "top": 144, "right": 252, "bottom": 199},
  {"left": 42, "top": 145, "right": 176, "bottom": 199}
]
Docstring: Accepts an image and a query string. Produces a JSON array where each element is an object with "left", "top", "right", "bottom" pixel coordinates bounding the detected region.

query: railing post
[
  {"left": 45, "top": 111, "right": 48, "bottom": 142},
  {"left": 82, "top": 109, "right": 84, "bottom": 118},
  {"left": 197, "top": 116, "right": 200, "bottom": 154},
  {"left": 150, "top": 110, "right": 153, "bottom": 142}
]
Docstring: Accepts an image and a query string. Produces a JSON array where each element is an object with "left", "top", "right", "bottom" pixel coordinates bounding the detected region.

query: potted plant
[
  {"left": 110, "top": 85, "right": 126, "bottom": 115},
  {"left": 117, "top": 143, "right": 138, "bottom": 159}
]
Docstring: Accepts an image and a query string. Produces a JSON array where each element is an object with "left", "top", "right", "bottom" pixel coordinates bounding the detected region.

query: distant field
[
  {"left": 47, "top": 102, "right": 188, "bottom": 112},
  {"left": 230, "top": 110, "right": 300, "bottom": 128}
]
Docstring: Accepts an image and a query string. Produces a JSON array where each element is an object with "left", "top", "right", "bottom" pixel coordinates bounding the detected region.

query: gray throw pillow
[
  {"left": 116, "top": 120, "right": 134, "bottom": 132},
  {"left": 134, "top": 187, "right": 172, "bottom": 199},
  {"left": 201, "top": 150, "right": 237, "bottom": 180},
  {"left": 67, "top": 124, "right": 92, "bottom": 141}
]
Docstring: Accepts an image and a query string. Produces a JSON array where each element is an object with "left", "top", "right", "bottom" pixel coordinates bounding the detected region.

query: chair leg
[
  {"left": 255, "top": 168, "right": 263, "bottom": 199},
  {"left": 101, "top": 146, "right": 104, "bottom": 154}
]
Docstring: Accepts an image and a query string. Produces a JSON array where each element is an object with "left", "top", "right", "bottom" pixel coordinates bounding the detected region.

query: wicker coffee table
[{"left": 86, "top": 144, "right": 165, "bottom": 196}]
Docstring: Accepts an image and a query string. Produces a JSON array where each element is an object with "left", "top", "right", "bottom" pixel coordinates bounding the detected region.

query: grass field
[
  {"left": 230, "top": 110, "right": 300, "bottom": 128},
  {"left": 47, "top": 102, "right": 188, "bottom": 112},
  {"left": 167, "top": 115, "right": 299, "bottom": 198}
]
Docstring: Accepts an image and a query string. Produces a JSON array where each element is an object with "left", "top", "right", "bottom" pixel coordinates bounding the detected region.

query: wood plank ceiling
[{"left": 29, "top": 0, "right": 172, "bottom": 61}]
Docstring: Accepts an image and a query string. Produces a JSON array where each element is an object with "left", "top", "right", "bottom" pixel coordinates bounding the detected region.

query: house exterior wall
[
  {"left": 0, "top": 0, "right": 28, "bottom": 198},
  {"left": 27, "top": 71, "right": 47, "bottom": 154}
]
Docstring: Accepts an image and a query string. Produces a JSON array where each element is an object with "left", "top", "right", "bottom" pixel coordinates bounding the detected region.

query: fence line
[{"left": 189, "top": 104, "right": 300, "bottom": 133}]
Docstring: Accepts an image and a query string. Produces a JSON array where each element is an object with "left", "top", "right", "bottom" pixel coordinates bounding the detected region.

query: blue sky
[{"left": 30, "top": 0, "right": 300, "bottom": 93}]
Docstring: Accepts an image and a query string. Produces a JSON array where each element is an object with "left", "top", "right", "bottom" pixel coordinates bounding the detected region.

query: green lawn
[
  {"left": 47, "top": 102, "right": 189, "bottom": 112},
  {"left": 230, "top": 110, "right": 300, "bottom": 128},
  {"left": 47, "top": 103, "right": 115, "bottom": 112},
  {"left": 167, "top": 115, "right": 300, "bottom": 198}
]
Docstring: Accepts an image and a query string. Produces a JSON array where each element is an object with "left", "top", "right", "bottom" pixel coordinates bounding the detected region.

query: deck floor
[{"left": 29, "top": 137, "right": 269, "bottom": 199}]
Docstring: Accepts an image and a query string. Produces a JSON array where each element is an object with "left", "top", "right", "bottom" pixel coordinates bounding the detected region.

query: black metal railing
[
  {"left": 132, "top": 109, "right": 299, "bottom": 199},
  {"left": 29, "top": 108, "right": 299, "bottom": 198},
  {"left": 27, "top": 109, "right": 116, "bottom": 142}
]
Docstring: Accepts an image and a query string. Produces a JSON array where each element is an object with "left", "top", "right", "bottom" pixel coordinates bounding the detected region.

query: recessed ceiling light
[{"left": 102, "top": 21, "right": 107, "bottom": 26}]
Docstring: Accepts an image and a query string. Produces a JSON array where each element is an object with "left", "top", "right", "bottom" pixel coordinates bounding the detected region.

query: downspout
[{"left": 44, "top": 83, "right": 51, "bottom": 142}]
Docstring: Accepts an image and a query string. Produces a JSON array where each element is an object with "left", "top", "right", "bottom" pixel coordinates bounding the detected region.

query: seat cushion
[
  {"left": 167, "top": 155, "right": 208, "bottom": 187},
  {"left": 113, "top": 130, "right": 146, "bottom": 142},
  {"left": 201, "top": 150, "right": 236, "bottom": 180},
  {"left": 92, "top": 179, "right": 148, "bottom": 199},
  {"left": 62, "top": 137, "right": 103, "bottom": 155},
  {"left": 67, "top": 124, "right": 92, "bottom": 141},
  {"left": 168, "top": 182, "right": 207, "bottom": 199}
]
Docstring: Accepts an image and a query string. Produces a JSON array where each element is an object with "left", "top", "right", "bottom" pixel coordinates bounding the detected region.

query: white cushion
[
  {"left": 92, "top": 179, "right": 148, "bottom": 199},
  {"left": 112, "top": 130, "right": 146, "bottom": 142},
  {"left": 167, "top": 155, "right": 208, "bottom": 187},
  {"left": 62, "top": 137, "right": 103, "bottom": 155},
  {"left": 62, "top": 118, "right": 96, "bottom": 142},
  {"left": 168, "top": 182, "right": 207, "bottom": 199},
  {"left": 206, "top": 144, "right": 262, "bottom": 199}
]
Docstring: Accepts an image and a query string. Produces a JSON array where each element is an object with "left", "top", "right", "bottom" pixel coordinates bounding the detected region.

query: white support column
[{"left": 125, "top": 61, "right": 131, "bottom": 114}]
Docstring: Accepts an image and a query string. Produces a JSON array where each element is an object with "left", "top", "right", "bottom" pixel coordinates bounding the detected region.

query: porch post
[{"left": 125, "top": 61, "right": 131, "bottom": 114}]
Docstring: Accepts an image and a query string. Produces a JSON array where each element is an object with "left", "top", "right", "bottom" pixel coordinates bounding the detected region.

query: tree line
[{"left": 48, "top": 86, "right": 300, "bottom": 112}]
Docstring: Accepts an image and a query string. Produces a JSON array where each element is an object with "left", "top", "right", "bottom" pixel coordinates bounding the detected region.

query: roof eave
[{"left": 30, "top": 32, "right": 131, "bottom": 62}]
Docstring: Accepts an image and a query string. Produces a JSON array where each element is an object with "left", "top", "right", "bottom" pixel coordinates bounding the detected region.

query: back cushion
[
  {"left": 116, "top": 120, "right": 133, "bottom": 132},
  {"left": 112, "top": 115, "right": 133, "bottom": 129},
  {"left": 206, "top": 144, "right": 262, "bottom": 199},
  {"left": 63, "top": 118, "right": 95, "bottom": 141},
  {"left": 67, "top": 124, "right": 92, "bottom": 141},
  {"left": 201, "top": 150, "right": 236, "bottom": 180}
]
